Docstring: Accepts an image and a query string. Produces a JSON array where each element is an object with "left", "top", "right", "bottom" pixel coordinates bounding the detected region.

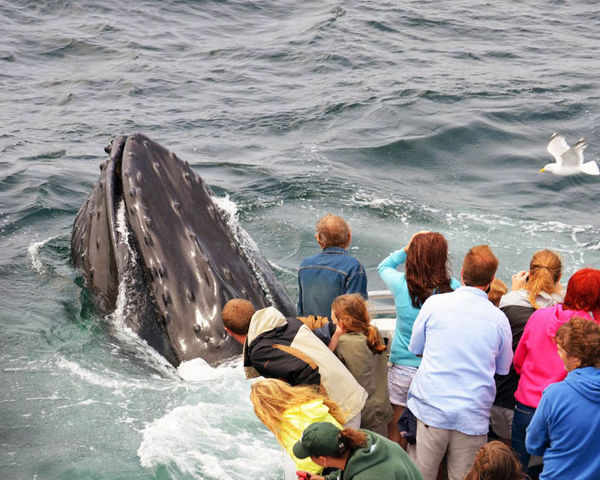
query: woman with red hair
[
  {"left": 377, "top": 231, "right": 460, "bottom": 443},
  {"left": 511, "top": 268, "right": 600, "bottom": 473}
]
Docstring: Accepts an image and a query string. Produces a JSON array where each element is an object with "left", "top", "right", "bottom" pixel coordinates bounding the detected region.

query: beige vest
[{"left": 245, "top": 306, "right": 368, "bottom": 421}]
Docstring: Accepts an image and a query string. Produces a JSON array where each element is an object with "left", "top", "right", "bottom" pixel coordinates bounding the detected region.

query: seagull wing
[
  {"left": 560, "top": 138, "right": 587, "bottom": 167},
  {"left": 547, "top": 133, "right": 570, "bottom": 164}
]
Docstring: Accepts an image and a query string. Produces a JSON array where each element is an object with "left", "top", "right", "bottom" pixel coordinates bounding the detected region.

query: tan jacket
[{"left": 244, "top": 306, "right": 367, "bottom": 421}]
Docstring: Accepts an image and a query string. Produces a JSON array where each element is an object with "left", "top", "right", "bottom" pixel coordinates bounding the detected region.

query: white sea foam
[
  {"left": 56, "top": 399, "right": 102, "bottom": 410},
  {"left": 55, "top": 355, "right": 173, "bottom": 392},
  {"left": 138, "top": 400, "right": 280, "bottom": 479},
  {"left": 177, "top": 357, "right": 235, "bottom": 382},
  {"left": 27, "top": 235, "right": 53, "bottom": 274}
]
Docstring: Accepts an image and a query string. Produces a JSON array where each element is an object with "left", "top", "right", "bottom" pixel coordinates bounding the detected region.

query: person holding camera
[{"left": 491, "top": 249, "right": 564, "bottom": 444}]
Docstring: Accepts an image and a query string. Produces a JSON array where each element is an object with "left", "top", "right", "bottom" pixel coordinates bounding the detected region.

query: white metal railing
[{"left": 367, "top": 290, "right": 397, "bottom": 340}]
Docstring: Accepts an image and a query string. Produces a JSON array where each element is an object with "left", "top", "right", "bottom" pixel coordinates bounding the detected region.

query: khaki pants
[{"left": 415, "top": 420, "right": 487, "bottom": 480}]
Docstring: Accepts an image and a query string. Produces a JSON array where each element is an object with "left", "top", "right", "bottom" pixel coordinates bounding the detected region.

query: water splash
[{"left": 27, "top": 235, "right": 54, "bottom": 274}]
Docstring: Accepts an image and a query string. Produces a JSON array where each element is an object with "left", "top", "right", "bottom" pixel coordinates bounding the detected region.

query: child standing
[{"left": 329, "top": 293, "right": 393, "bottom": 436}]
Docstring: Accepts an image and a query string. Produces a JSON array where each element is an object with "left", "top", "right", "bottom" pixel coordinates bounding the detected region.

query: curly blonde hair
[{"left": 555, "top": 316, "right": 600, "bottom": 368}]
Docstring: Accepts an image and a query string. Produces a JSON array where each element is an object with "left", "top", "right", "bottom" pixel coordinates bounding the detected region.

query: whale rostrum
[{"left": 71, "top": 133, "right": 296, "bottom": 366}]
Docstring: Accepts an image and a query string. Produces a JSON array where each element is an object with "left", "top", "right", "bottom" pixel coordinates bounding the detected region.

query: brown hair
[
  {"left": 464, "top": 441, "right": 529, "bottom": 480},
  {"left": 250, "top": 379, "right": 346, "bottom": 444},
  {"left": 221, "top": 299, "right": 255, "bottom": 335},
  {"left": 526, "top": 250, "right": 562, "bottom": 309},
  {"left": 316, "top": 214, "right": 351, "bottom": 248},
  {"left": 405, "top": 232, "right": 453, "bottom": 308},
  {"left": 331, "top": 294, "right": 386, "bottom": 354},
  {"left": 462, "top": 245, "right": 498, "bottom": 287},
  {"left": 555, "top": 316, "right": 600, "bottom": 369},
  {"left": 488, "top": 278, "right": 508, "bottom": 307},
  {"left": 334, "top": 428, "right": 368, "bottom": 457}
]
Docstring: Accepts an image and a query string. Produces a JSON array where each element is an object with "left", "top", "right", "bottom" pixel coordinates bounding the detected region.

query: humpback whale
[{"left": 71, "top": 133, "right": 296, "bottom": 366}]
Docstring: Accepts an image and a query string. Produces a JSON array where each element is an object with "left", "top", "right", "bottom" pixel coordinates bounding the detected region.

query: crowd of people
[{"left": 221, "top": 213, "right": 600, "bottom": 480}]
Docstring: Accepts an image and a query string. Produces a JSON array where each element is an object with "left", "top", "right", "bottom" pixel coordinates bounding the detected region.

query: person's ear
[
  {"left": 460, "top": 266, "right": 465, "bottom": 286},
  {"left": 311, "top": 455, "right": 327, "bottom": 468},
  {"left": 316, "top": 233, "right": 325, "bottom": 248}
]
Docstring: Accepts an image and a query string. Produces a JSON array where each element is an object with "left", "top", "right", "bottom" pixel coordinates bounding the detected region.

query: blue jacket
[
  {"left": 297, "top": 247, "right": 368, "bottom": 317},
  {"left": 526, "top": 366, "right": 600, "bottom": 479}
]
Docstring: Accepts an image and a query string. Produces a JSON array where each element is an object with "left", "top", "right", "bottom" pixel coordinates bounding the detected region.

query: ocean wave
[{"left": 138, "top": 400, "right": 279, "bottom": 480}]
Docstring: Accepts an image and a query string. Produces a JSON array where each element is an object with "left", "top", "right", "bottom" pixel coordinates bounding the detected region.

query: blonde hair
[
  {"left": 526, "top": 250, "right": 562, "bottom": 309},
  {"left": 250, "top": 379, "right": 346, "bottom": 444},
  {"left": 331, "top": 294, "right": 386, "bottom": 354}
]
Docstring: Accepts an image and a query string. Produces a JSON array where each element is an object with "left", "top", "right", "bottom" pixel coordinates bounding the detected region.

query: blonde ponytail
[{"left": 526, "top": 250, "right": 562, "bottom": 309}]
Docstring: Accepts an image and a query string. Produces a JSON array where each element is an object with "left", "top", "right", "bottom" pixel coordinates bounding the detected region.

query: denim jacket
[{"left": 297, "top": 246, "right": 368, "bottom": 318}]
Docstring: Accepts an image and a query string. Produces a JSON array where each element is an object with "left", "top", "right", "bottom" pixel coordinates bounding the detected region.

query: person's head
[
  {"left": 221, "top": 299, "right": 255, "bottom": 336},
  {"left": 464, "top": 441, "right": 529, "bottom": 480},
  {"left": 250, "top": 379, "right": 346, "bottom": 443},
  {"left": 293, "top": 422, "right": 367, "bottom": 469},
  {"left": 562, "top": 268, "right": 600, "bottom": 314},
  {"left": 462, "top": 245, "right": 498, "bottom": 288},
  {"left": 316, "top": 214, "right": 351, "bottom": 249},
  {"left": 555, "top": 316, "right": 600, "bottom": 371},
  {"left": 405, "top": 232, "right": 453, "bottom": 308},
  {"left": 488, "top": 278, "right": 508, "bottom": 307},
  {"left": 526, "top": 250, "right": 563, "bottom": 309},
  {"left": 331, "top": 294, "right": 386, "bottom": 354}
]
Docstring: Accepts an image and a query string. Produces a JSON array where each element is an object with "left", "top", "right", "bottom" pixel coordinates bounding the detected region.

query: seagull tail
[{"left": 581, "top": 161, "right": 600, "bottom": 176}]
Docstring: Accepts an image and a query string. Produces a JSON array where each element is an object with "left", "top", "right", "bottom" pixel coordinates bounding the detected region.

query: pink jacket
[{"left": 513, "top": 304, "right": 596, "bottom": 408}]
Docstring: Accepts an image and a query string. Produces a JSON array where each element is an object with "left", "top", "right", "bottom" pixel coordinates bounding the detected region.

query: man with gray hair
[{"left": 297, "top": 214, "right": 368, "bottom": 319}]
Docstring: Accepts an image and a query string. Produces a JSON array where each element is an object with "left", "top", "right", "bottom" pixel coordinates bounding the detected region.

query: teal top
[{"left": 377, "top": 249, "right": 461, "bottom": 367}]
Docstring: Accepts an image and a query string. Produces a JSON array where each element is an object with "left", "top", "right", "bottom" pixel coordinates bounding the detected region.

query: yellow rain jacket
[{"left": 280, "top": 399, "right": 343, "bottom": 475}]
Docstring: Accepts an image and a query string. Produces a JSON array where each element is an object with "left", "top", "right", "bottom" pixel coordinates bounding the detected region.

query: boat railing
[{"left": 367, "top": 290, "right": 396, "bottom": 340}]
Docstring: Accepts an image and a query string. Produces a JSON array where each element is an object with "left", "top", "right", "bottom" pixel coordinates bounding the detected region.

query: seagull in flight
[{"left": 540, "top": 133, "right": 599, "bottom": 176}]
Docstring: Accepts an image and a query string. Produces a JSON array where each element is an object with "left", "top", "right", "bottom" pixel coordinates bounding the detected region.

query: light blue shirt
[
  {"left": 377, "top": 249, "right": 461, "bottom": 367},
  {"left": 406, "top": 286, "right": 513, "bottom": 436}
]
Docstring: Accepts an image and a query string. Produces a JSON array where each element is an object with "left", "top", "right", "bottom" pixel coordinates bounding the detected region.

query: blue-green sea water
[{"left": 1, "top": 1, "right": 599, "bottom": 478}]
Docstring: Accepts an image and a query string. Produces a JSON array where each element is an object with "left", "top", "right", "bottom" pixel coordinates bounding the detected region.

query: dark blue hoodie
[{"left": 526, "top": 366, "right": 600, "bottom": 479}]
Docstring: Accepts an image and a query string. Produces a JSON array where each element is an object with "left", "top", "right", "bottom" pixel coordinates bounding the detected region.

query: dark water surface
[{"left": 1, "top": 1, "right": 599, "bottom": 478}]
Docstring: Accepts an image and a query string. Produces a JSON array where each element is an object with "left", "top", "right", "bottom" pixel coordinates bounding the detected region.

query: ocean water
[{"left": 1, "top": 0, "right": 599, "bottom": 478}]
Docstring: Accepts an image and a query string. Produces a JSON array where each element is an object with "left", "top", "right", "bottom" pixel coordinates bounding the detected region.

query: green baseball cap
[{"left": 293, "top": 422, "right": 344, "bottom": 459}]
